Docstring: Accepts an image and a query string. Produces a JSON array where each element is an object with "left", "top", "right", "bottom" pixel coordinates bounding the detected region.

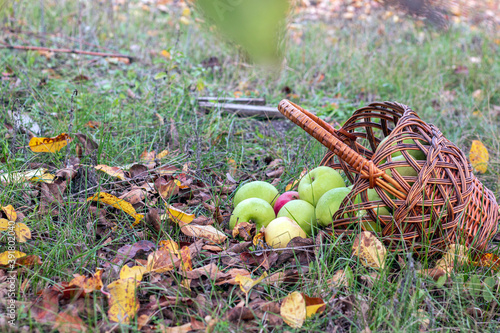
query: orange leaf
[
  {"left": 474, "top": 253, "right": 500, "bottom": 271},
  {"left": 140, "top": 149, "right": 156, "bottom": 163},
  {"left": 146, "top": 248, "right": 179, "bottom": 273},
  {"left": 29, "top": 133, "right": 72, "bottom": 153},
  {"left": 87, "top": 192, "right": 144, "bottom": 226},
  {"left": 469, "top": 140, "right": 489, "bottom": 173},
  {"left": 107, "top": 278, "right": 140, "bottom": 323},
  {"left": 95, "top": 165, "right": 128, "bottom": 180},
  {"left": 84, "top": 121, "right": 101, "bottom": 129},
  {"left": 69, "top": 269, "right": 104, "bottom": 294},
  {"left": 14, "top": 254, "right": 42, "bottom": 267},
  {"left": 178, "top": 246, "right": 193, "bottom": 273}
]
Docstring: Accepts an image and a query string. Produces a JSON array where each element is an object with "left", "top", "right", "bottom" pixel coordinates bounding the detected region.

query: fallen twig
[
  {"left": 0, "top": 42, "right": 134, "bottom": 62},
  {"left": 197, "top": 97, "right": 266, "bottom": 105},
  {"left": 198, "top": 101, "right": 285, "bottom": 119}
]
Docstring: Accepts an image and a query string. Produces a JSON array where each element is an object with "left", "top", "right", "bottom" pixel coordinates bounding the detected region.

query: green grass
[{"left": 1, "top": 1, "right": 499, "bottom": 332}]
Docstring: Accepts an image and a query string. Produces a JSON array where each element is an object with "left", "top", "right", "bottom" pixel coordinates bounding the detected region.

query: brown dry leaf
[
  {"left": 29, "top": 133, "right": 72, "bottom": 153},
  {"left": 232, "top": 221, "right": 254, "bottom": 240},
  {"left": 107, "top": 278, "right": 140, "bottom": 323},
  {"left": 53, "top": 312, "right": 88, "bottom": 333},
  {"left": 14, "top": 254, "right": 42, "bottom": 267},
  {"left": 178, "top": 246, "right": 193, "bottom": 273},
  {"left": 146, "top": 248, "right": 179, "bottom": 273},
  {"left": 181, "top": 224, "right": 227, "bottom": 244},
  {"left": 280, "top": 291, "right": 306, "bottom": 328},
  {"left": 31, "top": 288, "right": 61, "bottom": 323},
  {"left": 304, "top": 294, "right": 326, "bottom": 318},
  {"left": 140, "top": 149, "right": 156, "bottom": 163},
  {"left": 183, "top": 263, "right": 220, "bottom": 280},
  {"left": 95, "top": 165, "right": 128, "bottom": 180},
  {"left": 0, "top": 204, "right": 17, "bottom": 221},
  {"left": 0, "top": 250, "right": 26, "bottom": 265},
  {"left": 68, "top": 269, "right": 104, "bottom": 294},
  {"left": 235, "top": 272, "right": 268, "bottom": 294},
  {"left": 352, "top": 231, "right": 387, "bottom": 270},
  {"left": 87, "top": 192, "right": 144, "bottom": 226},
  {"left": 469, "top": 140, "right": 489, "bottom": 174},
  {"left": 328, "top": 269, "right": 349, "bottom": 288},
  {"left": 158, "top": 323, "right": 192, "bottom": 333},
  {"left": 120, "top": 265, "right": 147, "bottom": 281},
  {"left": 216, "top": 268, "right": 251, "bottom": 285},
  {"left": 119, "top": 188, "right": 146, "bottom": 205},
  {"left": 165, "top": 204, "right": 195, "bottom": 224},
  {"left": 106, "top": 56, "right": 130, "bottom": 64},
  {"left": 155, "top": 177, "right": 180, "bottom": 199}
]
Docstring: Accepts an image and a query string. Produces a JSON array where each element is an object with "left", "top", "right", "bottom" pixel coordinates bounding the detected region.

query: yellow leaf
[
  {"left": 285, "top": 168, "right": 308, "bottom": 191},
  {"left": 14, "top": 223, "right": 31, "bottom": 243},
  {"left": 146, "top": 248, "right": 178, "bottom": 273},
  {"left": 95, "top": 165, "right": 128, "bottom": 180},
  {"left": 0, "top": 168, "right": 47, "bottom": 184},
  {"left": 235, "top": 272, "right": 268, "bottom": 294},
  {"left": 469, "top": 140, "right": 489, "bottom": 174},
  {"left": 180, "top": 16, "right": 190, "bottom": 25},
  {"left": 166, "top": 204, "right": 195, "bottom": 225},
  {"left": 181, "top": 224, "right": 227, "bottom": 244},
  {"left": 474, "top": 253, "right": 500, "bottom": 271},
  {"left": 182, "top": 7, "right": 190, "bottom": 17},
  {"left": 87, "top": 192, "right": 144, "bottom": 226},
  {"left": 0, "top": 250, "right": 26, "bottom": 265},
  {"left": 107, "top": 278, "right": 140, "bottom": 324},
  {"left": 280, "top": 291, "right": 306, "bottom": 328},
  {"left": 434, "top": 244, "right": 468, "bottom": 272},
  {"left": 120, "top": 265, "right": 147, "bottom": 281},
  {"left": 160, "top": 50, "right": 171, "bottom": 60},
  {"left": 156, "top": 149, "right": 169, "bottom": 159},
  {"left": 0, "top": 220, "right": 31, "bottom": 243},
  {"left": 1, "top": 204, "right": 17, "bottom": 221},
  {"left": 159, "top": 240, "right": 179, "bottom": 253},
  {"left": 29, "top": 133, "right": 72, "bottom": 153},
  {"left": 30, "top": 172, "right": 55, "bottom": 184},
  {"left": 352, "top": 231, "right": 387, "bottom": 270}
]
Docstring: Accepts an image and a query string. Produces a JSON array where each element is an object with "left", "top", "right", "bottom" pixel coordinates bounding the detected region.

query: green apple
[
  {"left": 361, "top": 219, "right": 382, "bottom": 233},
  {"left": 316, "top": 187, "right": 351, "bottom": 227},
  {"left": 377, "top": 137, "right": 427, "bottom": 161},
  {"left": 386, "top": 155, "right": 419, "bottom": 178},
  {"left": 233, "top": 181, "right": 279, "bottom": 208},
  {"left": 265, "top": 217, "right": 307, "bottom": 248},
  {"left": 277, "top": 199, "right": 316, "bottom": 235},
  {"left": 229, "top": 198, "right": 276, "bottom": 230},
  {"left": 298, "top": 166, "right": 346, "bottom": 206}
]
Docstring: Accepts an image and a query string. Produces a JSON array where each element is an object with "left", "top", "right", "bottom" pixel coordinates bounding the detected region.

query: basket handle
[{"left": 278, "top": 99, "right": 407, "bottom": 200}]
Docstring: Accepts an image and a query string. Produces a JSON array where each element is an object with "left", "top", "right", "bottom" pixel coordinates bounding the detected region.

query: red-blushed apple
[
  {"left": 277, "top": 199, "right": 316, "bottom": 235},
  {"left": 265, "top": 217, "right": 307, "bottom": 249},
  {"left": 233, "top": 181, "right": 279, "bottom": 208},
  {"left": 298, "top": 166, "right": 346, "bottom": 206},
  {"left": 273, "top": 191, "right": 299, "bottom": 215},
  {"left": 229, "top": 198, "right": 276, "bottom": 230}
]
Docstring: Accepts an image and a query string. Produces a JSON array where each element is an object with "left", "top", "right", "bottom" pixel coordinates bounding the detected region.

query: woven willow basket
[{"left": 278, "top": 99, "right": 498, "bottom": 255}]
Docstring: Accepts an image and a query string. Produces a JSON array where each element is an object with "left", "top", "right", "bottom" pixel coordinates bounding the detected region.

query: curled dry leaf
[
  {"left": 155, "top": 177, "right": 180, "bottom": 199},
  {"left": 107, "top": 277, "right": 140, "bottom": 324},
  {"left": 0, "top": 250, "right": 26, "bottom": 265},
  {"left": 178, "top": 246, "right": 193, "bottom": 273},
  {"left": 181, "top": 224, "right": 227, "bottom": 244},
  {"left": 352, "top": 231, "right": 387, "bottom": 270},
  {"left": 165, "top": 204, "right": 195, "bottom": 225},
  {"left": 29, "top": 133, "right": 72, "bottom": 153},
  {"left": 232, "top": 221, "right": 255, "bottom": 240},
  {"left": 469, "top": 140, "right": 489, "bottom": 174},
  {"left": 0, "top": 204, "right": 17, "bottom": 221},
  {"left": 87, "top": 192, "right": 144, "bottom": 226},
  {"left": 280, "top": 291, "right": 306, "bottom": 328},
  {"left": 95, "top": 165, "right": 128, "bottom": 180},
  {"left": 69, "top": 269, "right": 104, "bottom": 294},
  {"left": 235, "top": 272, "right": 268, "bottom": 294}
]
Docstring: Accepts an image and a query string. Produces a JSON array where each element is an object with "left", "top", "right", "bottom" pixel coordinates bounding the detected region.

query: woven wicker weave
[{"left": 278, "top": 99, "right": 498, "bottom": 255}]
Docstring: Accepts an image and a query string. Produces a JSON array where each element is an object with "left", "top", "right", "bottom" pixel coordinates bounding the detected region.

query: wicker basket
[{"left": 278, "top": 99, "right": 498, "bottom": 255}]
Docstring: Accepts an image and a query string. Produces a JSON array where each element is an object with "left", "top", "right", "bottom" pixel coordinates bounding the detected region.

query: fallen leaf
[
  {"left": 95, "top": 165, "right": 128, "bottom": 180},
  {"left": 159, "top": 240, "right": 179, "bottom": 252},
  {"left": 158, "top": 323, "right": 192, "bottom": 333},
  {"left": 0, "top": 204, "right": 17, "bottom": 221},
  {"left": 1, "top": 222, "right": 31, "bottom": 242},
  {"left": 84, "top": 121, "right": 100, "bottom": 129},
  {"left": 68, "top": 269, "right": 104, "bottom": 294},
  {"left": 328, "top": 269, "right": 349, "bottom": 288},
  {"left": 155, "top": 177, "right": 179, "bottom": 199},
  {"left": 29, "top": 133, "right": 72, "bottom": 153},
  {"left": 31, "top": 288, "right": 61, "bottom": 323},
  {"left": 181, "top": 224, "right": 227, "bottom": 244},
  {"left": 53, "top": 312, "right": 88, "bottom": 333},
  {"left": 235, "top": 272, "right": 268, "bottom": 294},
  {"left": 285, "top": 168, "right": 308, "bottom": 191},
  {"left": 30, "top": 172, "right": 55, "bottom": 184},
  {"left": 352, "top": 231, "right": 387, "bottom": 269},
  {"left": 474, "top": 253, "right": 500, "bottom": 271},
  {"left": 87, "top": 192, "right": 144, "bottom": 226},
  {"left": 0, "top": 168, "right": 47, "bottom": 184},
  {"left": 178, "top": 246, "right": 193, "bottom": 273},
  {"left": 435, "top": 244, "right": 468, "bottom": 272},
  {"left": 304, "top": 294, "right": 326, "bottom": 318},
  {"left": 469, "top": 140, "right": 489, "bottom": 174},
  {"left": 120, "top": 265, "right": 147, "bottom": 281},
  {"left": 165, "top": 204, "right": 195, "bottom": 224},
  {"left": 280, "top": 291, "right": 306, "bottom": 328},
  {"left": 157, "top": 149, "right": 169, "bottom": 159},
  {"left": 0, "top": 250, "right": 26, "bottom": 265},
  {"left": 146, "top": 248, "right": 179, "bottom": 273},
  {"left": 14, "top": 254, "right": 42, "bottom": 267},
  {"left": 140, "top": 149, "right": 156, "bottom": 163},
  {"left": 107, "top": 278, "right": 140, "bottom": 323}
]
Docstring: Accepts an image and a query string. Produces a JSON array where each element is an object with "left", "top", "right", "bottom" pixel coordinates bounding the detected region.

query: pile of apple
[{"left": 229, "top": 139, "right": 428, "bottom": 248}]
